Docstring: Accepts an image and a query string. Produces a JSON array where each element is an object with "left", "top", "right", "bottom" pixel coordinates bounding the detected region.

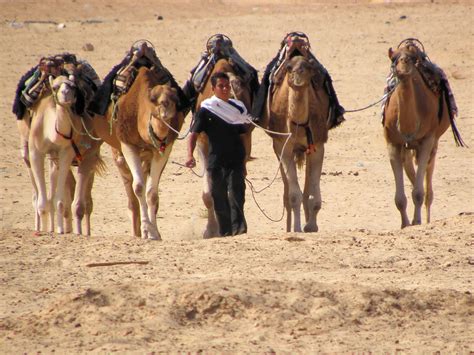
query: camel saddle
[
  {"left": 191, "top": 34, "right": 257, "bottom": 92},
  {"left": 270, "top": 32, "right": 313, "bottom": 86}
]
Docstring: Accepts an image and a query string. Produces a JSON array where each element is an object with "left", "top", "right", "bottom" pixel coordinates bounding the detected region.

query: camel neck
[{"left": 287, "top": 86, "right": 309, "bottom": 125}]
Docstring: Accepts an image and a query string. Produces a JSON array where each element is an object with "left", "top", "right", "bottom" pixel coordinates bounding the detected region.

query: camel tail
[
  {"left": 449, "top": 116, "right": 467, "bottom": 148},
  {"left": 295, "top": 150, "right": 305, "bottom": 170},
  {"left": 442, "top": 83, "right": 467, "bottom": 148},
  {"left": 94, "top": 154, "right": 108, "bottom": 177}
]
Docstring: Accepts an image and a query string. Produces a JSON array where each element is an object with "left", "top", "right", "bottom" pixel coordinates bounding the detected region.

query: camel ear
[
  {"left": 388, "top": 47, "right": 394, "bottom": 60},
  {"left": 167, "top": 87, "right": 179, "bottom": 103},
  {"left": 148, "top": 88, "right": 158, "bottom": 102}
]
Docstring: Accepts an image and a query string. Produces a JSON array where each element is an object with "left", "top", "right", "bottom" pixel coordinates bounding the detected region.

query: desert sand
[{"left": 0, "top": 0, "right": 473, "bottom": 353}]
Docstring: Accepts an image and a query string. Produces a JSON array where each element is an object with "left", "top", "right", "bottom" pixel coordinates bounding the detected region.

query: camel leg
[
  {"left": 279, "top": 164, "right": 291, "bottom": 232},
  {"left": 55, "top": 149, "right": 75, "bottom": 234},
  {"left": 49, "top": 160, "right": 58, "bottom": 232},
  {"left": 412, "top": 136, "right": 435, "bottom": 225},
  {"left": 73, "top": 161, "right": 92, "bottom": 236},
  {"left": 145, "top": 148, "right": 172, "bottom": 240},
  {"left": 197, "top": 143, "right": 219, "bottom": 238},
  {"left": 73, "top": 146, "right": 100, "bottom": 236},
  {"left": 402, "top": 147, "right": 416, "bottom": 186},
  {"left": 424, "top": 142, "right": 438, "bottom": 224},
  {"left": 121, "top": 143, "right": 159, "bottom": 240},
  {"left": 29, "top": 146, "right": 50, "bottom": 232},
  {"left": 387, "top": 143, "right": 410, "bottom": 228},
  {"left": 84, "top": 174, "right": 94, "bottom": 236},
  {"left": 276, "top": 142, "right": 302, "bottom": 232},
  {"left": 113, "top": 148, "right": 141, "bottom": 238},
  {"left": 303, "top": 143, "right": 324, "bottom": 233},
  {"left": 63, "top": 169, "right": 75, "bottom": 233}
]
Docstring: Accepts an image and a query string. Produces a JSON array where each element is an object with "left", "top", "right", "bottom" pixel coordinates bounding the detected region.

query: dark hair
[{"left": 210, "top": 72, "right": 230, "bottom": 87}]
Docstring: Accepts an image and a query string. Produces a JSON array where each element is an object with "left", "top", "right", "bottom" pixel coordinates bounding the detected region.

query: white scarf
[{"left": 200, "top": 95, "right": 252, "bottom": 125}]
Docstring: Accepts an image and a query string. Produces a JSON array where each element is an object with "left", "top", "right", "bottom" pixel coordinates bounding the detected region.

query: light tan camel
[
  {"left": 25, "top": 75, "right": 85, "bottom": 233},
  {"left": 17, "top": 73, "right": 104, "bottom": 236},
  {"left": 263, "top": 55, "right": 330, "bottom": 232},
  {"left": 383, "top": 44, "right": 462, "bottom": 228},
  {"left": 92, "top": 66, "right": 184, "bottom": 240},
  {"left": 194, "top": 58, "right": 253, "bottom": 238}
]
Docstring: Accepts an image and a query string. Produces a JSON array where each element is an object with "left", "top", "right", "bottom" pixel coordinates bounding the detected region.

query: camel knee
[
  {"left": 74, "top": 202, "right": 86, "bottom": 220},
  {"left": 425, "top": 190, "right": 433, "bottom": 207},
  {"left": 395, "top": 195, "right": 407, "bottom": 212},
  {"left": 412, "top": 189, "right": 424, "bottom": 206},
  {"left": 133, "top": 182, "right": 144, "bottom": 197},
  {"left": 147, "top": 191, "right": 158, "bottom": 207},
  {"left": 202, "top": 192, "right": 213, "bottom": 209},
  {"left": 57, "top": 200, "right": 65, "bottom": 215},
  {"left": 306, "top": 195, "right": 321, "bottom": 212},
  {"left": 289, "top": 192, "right": 303, "bottom": 209}
]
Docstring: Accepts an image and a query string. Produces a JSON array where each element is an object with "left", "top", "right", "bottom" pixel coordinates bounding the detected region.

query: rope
[
  {"left": 110, "top": 94, "right": 119, "bottom": 135},
  {"left": 80, "top": 116, "right": 102, "bottom": 141},
  {"left": 156, "top": 112, "right": 190, "bottom": 140},
  {"left": 344, "top": 83, "right": 398, "bottom": 113},
  {"left": 245, "top": 177, "right": 285, "bottom": 222},
  {"left": 171, "top": 160, "right": 204, "bottom": 177}
]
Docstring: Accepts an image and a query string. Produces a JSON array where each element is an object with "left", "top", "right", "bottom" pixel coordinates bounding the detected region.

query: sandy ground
[{"left": 0, "top": 0, "right": 473, "bottom": 353}]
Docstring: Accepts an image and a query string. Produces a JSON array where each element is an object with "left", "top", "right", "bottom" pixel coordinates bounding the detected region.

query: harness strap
[
  {"left": 71, "top": 140, "right": 83, "bottom": 162},
  {"left": 148, "top": 113, "right": 168, "bottom": 156},
  {"left": 290, "top": 120, "right": 316, "bottom": 154},
  {"left": 55, "top": 125, "right": 83, "bottom": 162}
]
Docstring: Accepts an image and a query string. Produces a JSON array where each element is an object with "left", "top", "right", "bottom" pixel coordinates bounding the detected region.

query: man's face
[{"left": 212, "top": 78, "right": 231, "bottom": 101}]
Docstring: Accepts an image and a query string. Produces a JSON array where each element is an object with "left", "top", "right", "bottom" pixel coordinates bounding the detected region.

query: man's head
[{"left": 211, "top": 72, "right": 231, "bottom": 101}]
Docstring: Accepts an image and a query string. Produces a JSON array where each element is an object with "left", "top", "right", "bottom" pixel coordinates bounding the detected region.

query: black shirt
[{"left": 191, "top": 103, "right": 247, "bottom": 170}]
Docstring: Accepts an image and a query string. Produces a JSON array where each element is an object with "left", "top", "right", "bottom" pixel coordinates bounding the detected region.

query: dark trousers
[{"left": 210, "top": 164, "right": 247, "bottom": 236}]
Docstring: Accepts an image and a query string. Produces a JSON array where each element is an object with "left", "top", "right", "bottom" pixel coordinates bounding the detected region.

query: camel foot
[
  {"left": 203, "top": 229, "right": 219, "bottom": 239},
  {"left": 303, "top": 224, "right": 318, "bottom": 233},
  {"left": 142, "top": 222, "right": 161, "bottom": 240}
]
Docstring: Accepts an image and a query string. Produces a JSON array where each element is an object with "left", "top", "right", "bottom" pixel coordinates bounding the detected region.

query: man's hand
[{"left": 185, "top": 156, "right": 196, "bottom": 168}]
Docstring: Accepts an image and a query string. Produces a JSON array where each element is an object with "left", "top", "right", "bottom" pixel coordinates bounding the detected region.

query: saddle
[
  {"left": 270, "top": 32, "right": 313, "bottom": 86},
  {"left": 113, "top": 41, "right": 170, "bottom": 97},
  {"left": 191, "top": 34, "right": 257, "bottom": 92}
]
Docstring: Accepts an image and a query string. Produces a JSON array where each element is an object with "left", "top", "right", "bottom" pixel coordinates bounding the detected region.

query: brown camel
[
  {"left": 383, "top": 44, "right": 463, "bottom": 228},
  {"left": 263, "top": 55, "right": 330, "bottom": 232},
  {"left": 194, "top": 58, "right": 254, "bottom": 238},
  {"left": 92, "top": 66, "right": 184, "bottom": 240},
  {"left": 22, "top": 74, "right": 104, "bottom": 234}
]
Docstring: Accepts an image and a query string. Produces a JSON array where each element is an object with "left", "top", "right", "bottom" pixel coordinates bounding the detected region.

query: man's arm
[{"left": 185, "top": 132, "right": 199, "bottom": 168}]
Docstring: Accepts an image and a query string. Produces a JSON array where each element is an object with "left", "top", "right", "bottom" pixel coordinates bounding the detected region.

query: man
[{"left": 185, "top": 72, "right": 250, "bottom": 237}]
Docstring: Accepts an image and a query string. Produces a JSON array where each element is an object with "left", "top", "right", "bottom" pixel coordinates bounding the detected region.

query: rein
[
  {"left": 344, "top": 83, "right": 399, "bottom": 113},
  {"left": 148, "top": 112, "right": 168, "bottom": 155}
]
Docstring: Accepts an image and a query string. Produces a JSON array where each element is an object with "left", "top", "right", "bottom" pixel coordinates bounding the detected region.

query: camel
[
  {"left": 194, "top": 58, "right": 254, "bottom": 238},
  {"left": 24, "top": 74, "right": 89, "bottom": 234},
  {"left": 91, "top": 66, "right": 184, "bottom": 240},
  {"left": 262, "top": 55, "right": 330, "bottom": 233},
  {"left": 383, "top": 43, "right": 464, "bottom": 228}
]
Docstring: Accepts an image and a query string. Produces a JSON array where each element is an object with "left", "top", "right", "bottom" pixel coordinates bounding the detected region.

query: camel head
[
  {"left": 50, "top": 75, "right": 77, "bottom": 106},
  {"left": 226, "top": 72, "right": 245, "bottom": 99},
  {"left": 286, "top": 56, "right": 319, "bottom": 88},
  {"left": 389, "top": 46, "right": 419, "bottom": 79},
  {"left": 148, "top": 84, "right": 178, "bottom": 122}
]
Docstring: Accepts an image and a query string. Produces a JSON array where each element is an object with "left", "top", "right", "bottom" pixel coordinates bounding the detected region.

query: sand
[{"left": 0, "top": 0, "right": 473, "bottom": 352}]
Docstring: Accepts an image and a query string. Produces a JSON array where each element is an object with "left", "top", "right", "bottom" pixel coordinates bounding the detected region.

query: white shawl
[{"left": 200, "top": 95, "right": 253, "bottom": 125}]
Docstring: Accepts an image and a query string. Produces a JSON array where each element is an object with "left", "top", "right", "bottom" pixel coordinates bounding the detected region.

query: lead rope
[{"left": 343, "top": 82, "right": 399, "bottom": 113}]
